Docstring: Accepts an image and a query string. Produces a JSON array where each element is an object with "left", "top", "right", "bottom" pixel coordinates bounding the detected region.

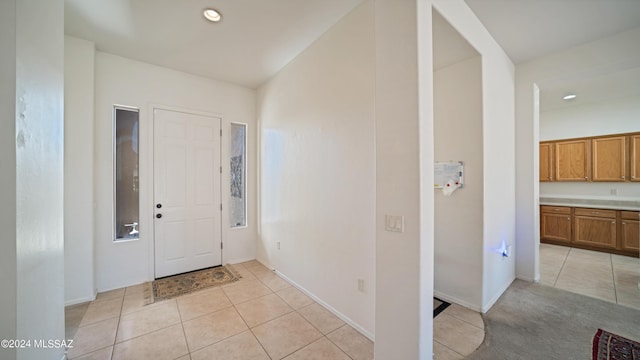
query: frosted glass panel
[
  {"left": 230, "top": 123, "right": 247, "bottom": 227},
  {"left": 114, "top": 107, "right": 140, "bottom": 240}
]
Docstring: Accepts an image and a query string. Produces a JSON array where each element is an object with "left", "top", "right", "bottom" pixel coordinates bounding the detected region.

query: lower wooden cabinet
[
  {"left": 619, "top": 211, "right": 640, "bottom": 254},
  {"left": 540, "top": 206, "right": 639, "bottom": 257},
  {"left": 573, "top": 211, "right": 617, "bottom": 250},
  {"left": 540, "top": 206, "right": 571, "bottom": 243}
]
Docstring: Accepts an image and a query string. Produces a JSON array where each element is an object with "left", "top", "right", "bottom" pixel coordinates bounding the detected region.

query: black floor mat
[{"left": 433, "top": 297, "right": 451, "bottom": 318}]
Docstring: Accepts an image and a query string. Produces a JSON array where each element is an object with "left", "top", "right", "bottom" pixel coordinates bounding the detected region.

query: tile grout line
[
  {"left": 435, "top": 339, "right": 466, "bottom": 359},
  {"left": 610, "top": 254, "right": 619, "bottom": 304},
  {"left": 552, "top": 247, "right": 571, "bottom": 288},
  {"left": 228, "top": 263, "right": 366, "bottom": 359},
  {"left": 323, "top": 324, "right": 356, "bottom": 360},
  {"left": 110, "top": 301, "right": 181, "bottom": 348},
  {"left": 230, "top": 275, "right": 275, "bottom": 360},
  {"left": 441, "top": 306, "right": 485, "bottom": 331},
  {"left": 109, "top": 293, "right": 125, "bottom": 360},
  {"left": 175, "top": 294, "right": 193, "bottom": 359}
]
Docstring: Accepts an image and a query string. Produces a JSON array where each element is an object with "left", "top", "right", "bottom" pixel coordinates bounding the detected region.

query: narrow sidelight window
[
  {"left": 114, "top": 106, "right": 140, "bottom": 240},
  {"left": 230, "top": 123, "right": 247, "bottom": 228}
]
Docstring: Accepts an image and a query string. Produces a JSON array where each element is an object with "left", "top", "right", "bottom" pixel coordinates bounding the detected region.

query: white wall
[
  {"left": 257, "top": 1, "right": 376, "bottom": 338},
  {"left": 93, "top": 52, "right": 257, "bottom": 291},
  {"left": 64, "top": 36, "right": 96, "bottom": 305},
  {"left": 0, "top": 1, "right": 18, "bottom": 357},
  {"left": 374, "top": 0, "right": 435, "bottom": 356},
  {"left": 540, "top": 95, "right": 640, "bottom": 140},
  {"left": 515, "top": 27, "right": 640, "bottom": 282},
  {"left": 434, "top": 56, "right": 484, "bottom": 309},
  {"left": 540, "top": 94, "right": 640, "bottom": 198},
  {"left": 0, "top": 0, "right": 65, "bottom": 359},
  {"left": 433, "top": 0, "right": 516, "bottom": 312}
]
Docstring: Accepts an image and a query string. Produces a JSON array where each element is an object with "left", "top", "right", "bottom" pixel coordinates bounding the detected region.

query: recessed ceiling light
[
  {"left": 562, "top": 94, "right": 577, "bottom": 100},
  {"left": 203, "top": 8, "right": 222, "bottom": 22}
]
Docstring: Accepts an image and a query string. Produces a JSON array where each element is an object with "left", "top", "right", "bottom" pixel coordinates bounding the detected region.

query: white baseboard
[
  {"left": 481, "top": 277, "right": 515, "bottom": 313},
  {"left": 275, "top": 270, "right": 375, "bottom": 342},
  {"left": 226, "top": 257, "right": 256, "bottom": 265},
  {"left": 64, "top": 294, "right": 95, "bottom": 306},
  {"left": 255, "top": 257, "right": 274, "bottom": 271},
  {"left": 516, "top": 275, "right": 537, "bottom": 282}
]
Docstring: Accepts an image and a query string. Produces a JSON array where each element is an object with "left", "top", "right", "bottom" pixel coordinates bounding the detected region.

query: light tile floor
[
  {"left": 66, "top": 261, "right": 373, "bottom": 360},
  {"left": 66, "top": 260, "right": 485, "bottom": 360},
  {"left": 540, "top": 243, "right": 640, "bottom": 310},
  {"left": 432, "top": 304, "right": 484, "bottom": 359}
]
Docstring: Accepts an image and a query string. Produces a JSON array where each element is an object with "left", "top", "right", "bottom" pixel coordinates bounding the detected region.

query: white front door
[{"left": 153, "top": 108, "right": 222, "bottom": 278}]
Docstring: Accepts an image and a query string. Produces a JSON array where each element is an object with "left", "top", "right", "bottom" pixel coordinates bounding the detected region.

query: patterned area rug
[
  {"left": 593, "top": 329, "right": 640, "bottom": 360},
  {"left": 143, "top": 265, "right": 241, "bottom": 305}
]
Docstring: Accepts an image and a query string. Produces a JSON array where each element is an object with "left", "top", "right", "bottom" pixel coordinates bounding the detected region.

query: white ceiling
[
  {"left": 66, "top": 1, "right": 640, "bottom": 91},
  {"left": 463, "top": 1, "right": 640, "bottom": 114},
  {"left": 65, "top": 0, "right": 364, "bottom": 89},
  {"left": 540, "top": 67, "right": 640, "bottom": 112},
  {"left": 464, "top": 0, "right": 640, "bottom": 65}
]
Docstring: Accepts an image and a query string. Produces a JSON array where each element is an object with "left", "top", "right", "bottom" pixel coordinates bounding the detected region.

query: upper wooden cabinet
[
  {"left": 592, "top": 135, "right": 626, "bottom": 181},
  {"left": 539, "top": 142, "right": 554, "bottom": 182},
  {"left": 540, "top": 131, "right": 640, "bottom": 183},
  {"left": 631, "top": 134, "right": 640, "bottom": 182},
  {"left": 555, "top": 139, "right": 590, "bottom": 181}
]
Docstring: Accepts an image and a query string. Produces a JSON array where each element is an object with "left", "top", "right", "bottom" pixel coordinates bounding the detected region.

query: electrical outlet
[
  {"left": 276, "top": 242, "right": 280, "bottom": 250},
  {"left": 385, "top": 215, "right": 404, "bottom": 233},
  {"left": 610, "top": 188, "right": 618, "bottom": 196},
  {"left": 357, "top": 279, "right": 365, "bottom": 292}
]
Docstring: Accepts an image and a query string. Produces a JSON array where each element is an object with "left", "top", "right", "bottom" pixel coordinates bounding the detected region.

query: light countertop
[{"left": 540, "top": 195, "right": 640, "bottom": 211}]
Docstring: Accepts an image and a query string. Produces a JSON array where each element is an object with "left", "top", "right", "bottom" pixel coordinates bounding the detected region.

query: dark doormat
[
  {"left": 143, "top": 265, "right": 241, "bottom": 305},
  {"left": 434, "top": 297, "right": 451, "bottom": 318}
]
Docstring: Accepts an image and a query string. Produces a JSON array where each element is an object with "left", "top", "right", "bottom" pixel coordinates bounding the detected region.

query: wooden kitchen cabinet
[
  {"left": 540, "top": 206, "right": 572, "bottom": 243},
  {"left": 540, "top": 206, "right": 639, "bottom": 257},
  {"left": 631, "top": 134, "right": 640, "bottom": 182},
  {"left": 592, "top": 135, "right": 626, "bottom": 181},
  {"left": 573, "top": 208, "right": 617, "bottom": 250},
  {"left": 539, "top": 142, "right": 554, "bottom": 182},
  {"left": 555, "top": 139, "right": 590, "bottom": 181},
  {"left": 619, "top": 211, "right": 639, "bottom": 254},
  {"left": 540, "top": 131, "right": 640, "bottom": 183}
]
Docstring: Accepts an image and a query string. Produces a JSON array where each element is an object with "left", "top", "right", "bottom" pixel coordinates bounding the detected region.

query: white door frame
[{"left": 147, "top": 104, "right": 225, "bottom": 280}]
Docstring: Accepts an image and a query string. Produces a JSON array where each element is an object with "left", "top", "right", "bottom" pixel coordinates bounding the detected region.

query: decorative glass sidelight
[
  {"left": 230, "top": 123, "right": 247, "bottom": 228},
  {"left": 114, "top": 106, "right": 140, "bottom": 240}
]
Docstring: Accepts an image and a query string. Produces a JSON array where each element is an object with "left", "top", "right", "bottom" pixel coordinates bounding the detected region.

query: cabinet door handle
[
  {"left": 622, "top": 222, "right": 626, "bottom": 225},
  {"left": 567, "top": 217, "right": 570, "bottom": 220},
  {"left": 591, "top": 212, "right": 599, "bottom": 214},
  {"left": 553, "top": 209, "right": 560, "bottom": 211},
  {"left": 611, "top": 221, "right": 615, "bottom": 224},
  {"left": 621, "top": 176, "right": 625, "bottom": 179}
]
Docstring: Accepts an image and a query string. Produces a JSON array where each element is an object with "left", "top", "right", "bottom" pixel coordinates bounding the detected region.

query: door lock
[
  {"left": 156, "top": 213, "right": 162, "bottom": 219},
  {"left": 156, "top": 203, "right": 162, "bottom": 209}
]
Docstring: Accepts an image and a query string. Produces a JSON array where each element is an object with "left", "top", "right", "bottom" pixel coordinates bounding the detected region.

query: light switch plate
[{"left": 385, "top": 215, "right": 404, "bottom": 233}]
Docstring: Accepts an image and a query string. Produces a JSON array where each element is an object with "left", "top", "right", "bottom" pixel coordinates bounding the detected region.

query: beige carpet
[{"left": 466, "top": 280, "right": 640, "bottom": 360}]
